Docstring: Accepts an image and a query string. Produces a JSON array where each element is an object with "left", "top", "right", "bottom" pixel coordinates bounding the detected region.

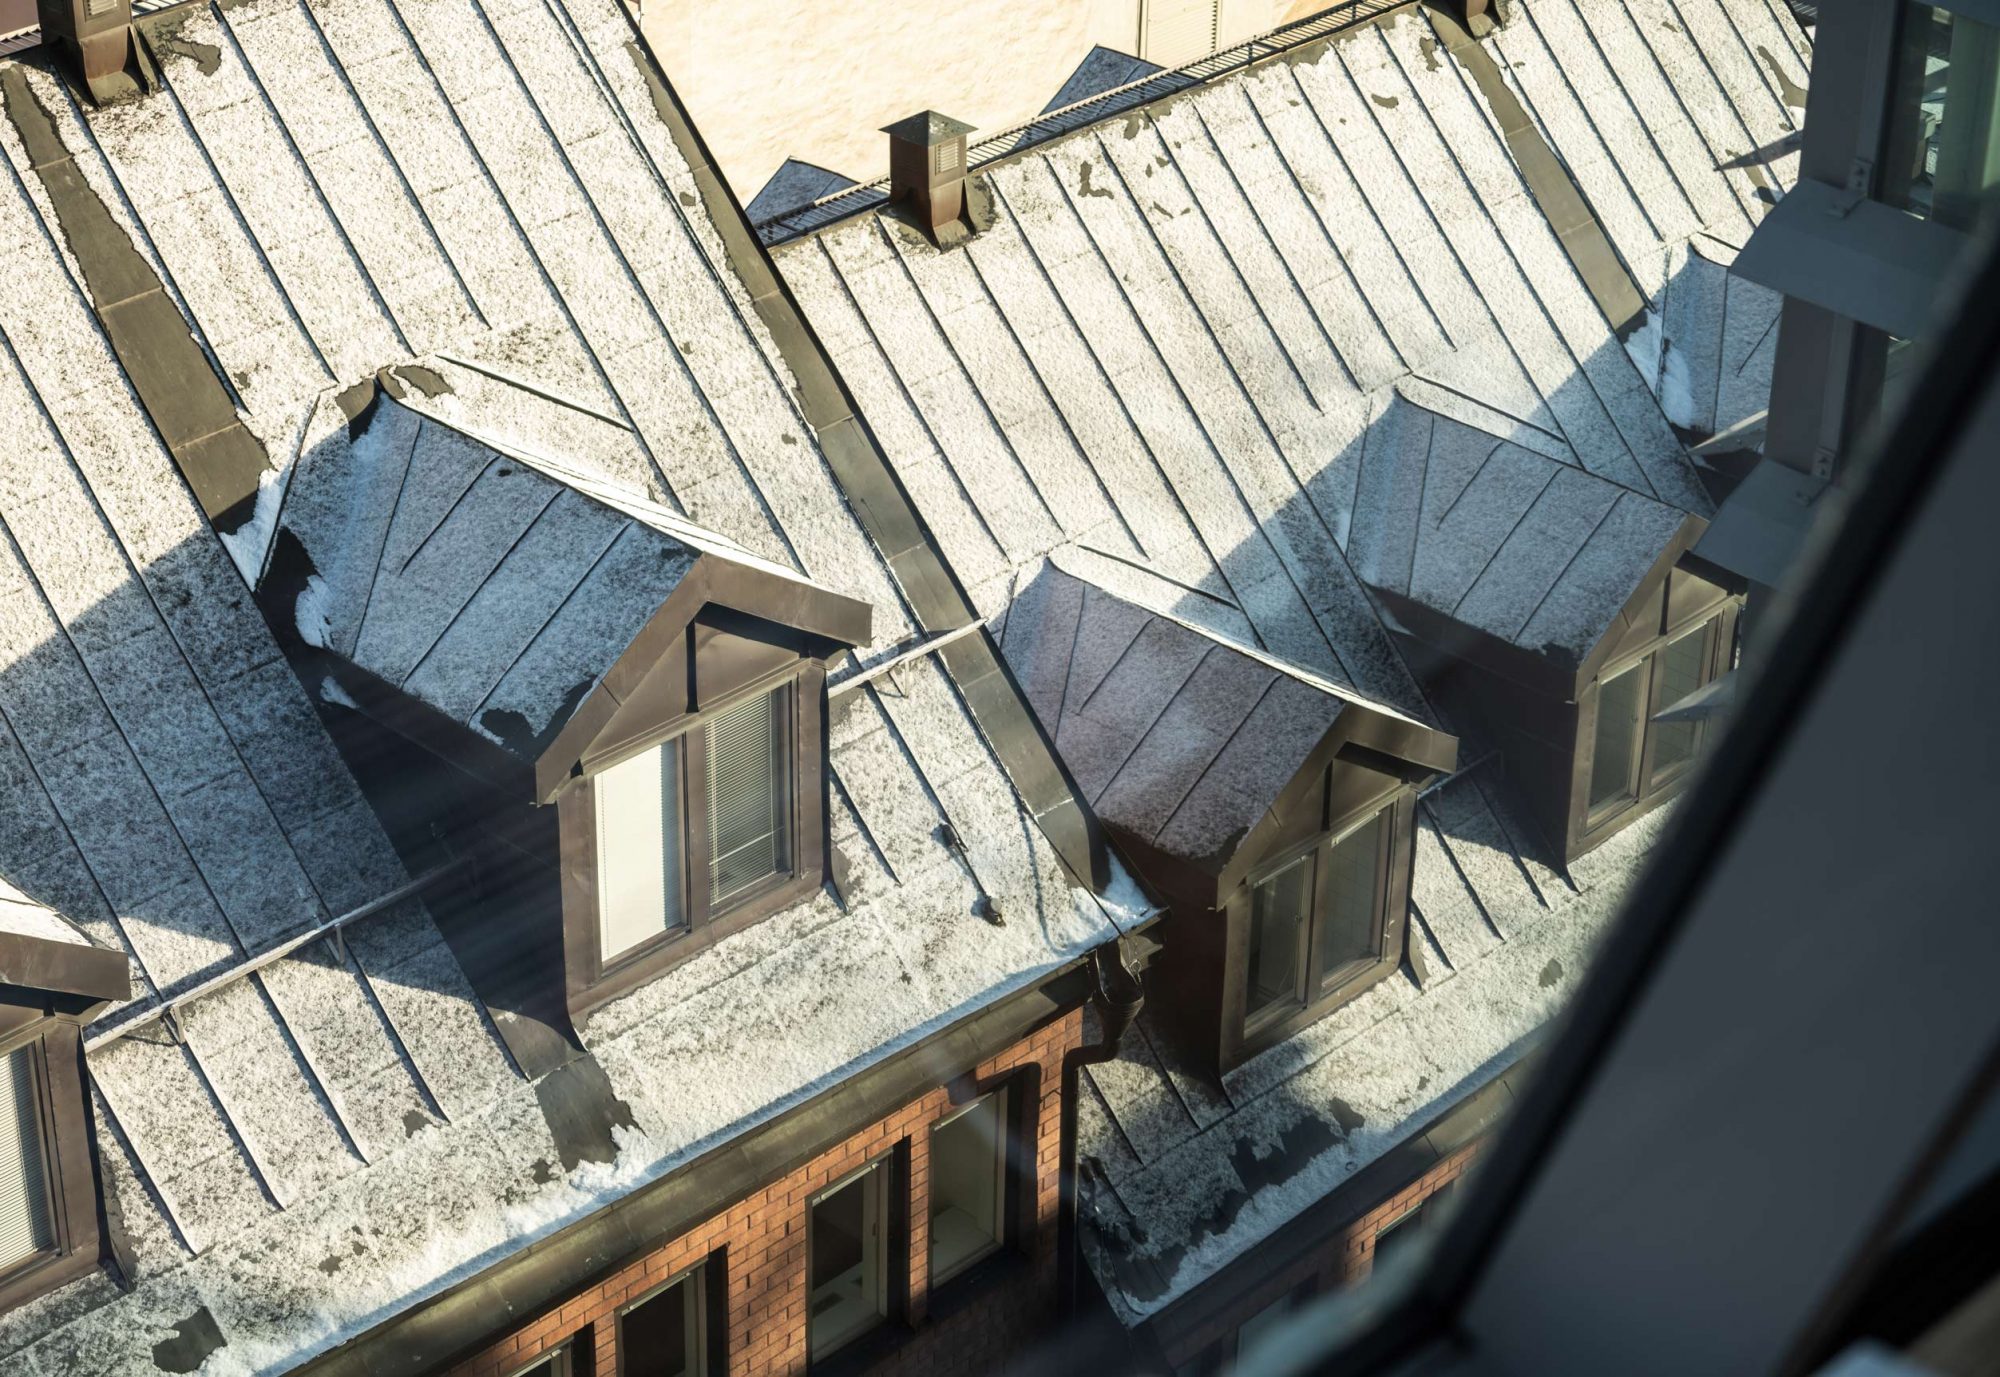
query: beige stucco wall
[{"left": 637, "top": 0, "right": 1324, "bottom": 201}]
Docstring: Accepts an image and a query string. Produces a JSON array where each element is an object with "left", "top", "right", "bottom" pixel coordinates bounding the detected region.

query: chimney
[
  {"left": 883, "top": 111, "right": 975, "bottom": 246},
  {"left": 36, "top": 0, "right": 139, "bottom": 104}
]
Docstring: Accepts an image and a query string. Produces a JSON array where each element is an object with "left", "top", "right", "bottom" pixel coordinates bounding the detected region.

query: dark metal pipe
[{"left": 1058, "top": 937, "right": 1146, "bottom": 1318}]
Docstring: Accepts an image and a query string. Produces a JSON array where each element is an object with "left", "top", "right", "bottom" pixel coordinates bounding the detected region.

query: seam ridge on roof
[
  {"left": 955, "top": 239, "right": 1149, "bottom": 558},
  {"left": 1448, "top": 463, "right": 1563, "bottom": 622},
  {"left": 983, "top": 178, "right": 1244, "bottom": 610},
  {"left": 871, "top": 218, "right": 1069, "bottom": 541},
  {"left": 1091, "top": 641, "right": 1218, "bottom": 807},
  {"left": 350, "top": 418, "right": 425, "bottom": 665},
  {"left": 209, "top": 3, "right": 414, "bottom": 359},
  {"left": 1152, "top": 673, "right": 1279, "bottom": 848},
  {"left": 1038, "top": 144, "right": 1354, "bottom": 682},
  {"left": 1369, "top": 19, "right": 1664, "bottom": 502},
  {"left": 396, "top": 485, "right": 570, "bottom": 692},
  {"left": 372, "top": 0, "right": 674, "bottom": 497},
  {"left": 1509, "top": 487, "right": 1631, "bottom": 643},
  {"left": 1194, "top": 90, "right": 1363, "bottom": 391}
]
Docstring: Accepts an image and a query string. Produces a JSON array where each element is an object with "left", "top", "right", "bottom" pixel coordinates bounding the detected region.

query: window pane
[
  {"left": 1649, "top": 624, "right": 1712, "bottom": 785},
  {"left": 1233, "top": 1293, "right": 1294, "bottom": 1370},
  {"left": 0, "top": 1045, "right": 51, "bottom": 1270},
  {"left": 810, "top": 1160, "right": 889, "bottom": 1359},
  {"left": 931, "top": 1092, "right": 1007, "bottom": 1284},
  {"left": 1247, "top": 855, "right": 1311, "bottom": 1023},
  {"left": 1589, "top": 662, "right": 1646, "bottom": 817},
  {"left": 596, "top": 740, "right": 684, "bottom": 962},
  {"left": 622, "top": 1269, "right": 701, "bottom": 1377},
  {"left": 706, "top": 688, "right": 792, "bottom": 907},
  {"left": 1319, "top": 811, "right": 1386, "bottom": 983},
  {"left": 1884, "top": 2, "right": 2000, "bottom": 234}
]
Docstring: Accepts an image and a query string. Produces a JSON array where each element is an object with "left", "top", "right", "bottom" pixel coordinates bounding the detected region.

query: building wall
[
  {"left": 1159, "top": 1141, "right": 1482, "bottom": 1371},
  {"left": 634, "top": 0, "right": 1329, "bottom": 199},
  {"left": 448, "top": 1008, "right": 1084, "bottom": 1377}
]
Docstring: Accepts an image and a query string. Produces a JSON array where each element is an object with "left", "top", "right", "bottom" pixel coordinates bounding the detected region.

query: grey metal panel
[
  {"left": 1731, "top": 179, "right": 1969, "bottom": 338},
  {"left": 1692, "top": 458, "right": 1831, "bottom": 590}
]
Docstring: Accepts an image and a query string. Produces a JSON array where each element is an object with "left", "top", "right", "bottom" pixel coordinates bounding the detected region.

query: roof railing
[{"left": 750, "top": 0, "right": 1411, "bottom": 245}]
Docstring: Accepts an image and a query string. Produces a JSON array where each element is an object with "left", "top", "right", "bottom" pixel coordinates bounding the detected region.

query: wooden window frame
[
  {"left": 505, "top": 1339, "right": 574, "bottom": 1377},
  {"left": 926, "top": 1085, "right": 1016, "bottom": 1289},
  {"left": 805, "top": 1149, "right": 907, "bottom": 1367},
  {"left": 0, "top": 1014, "right": 102, "bottom": 1318},
  {"left": 1224, "top": 790, "right": 1415, "bottom": 1068},
  {"left": 1576, "top": 611, "right": 1728, "bottom": 848},
  {"left": 562, "top": 666, "right": 827, "bottom": 1018},
  {"left": 615, "top": 1252, "right": 724, "bottom": 1377}
]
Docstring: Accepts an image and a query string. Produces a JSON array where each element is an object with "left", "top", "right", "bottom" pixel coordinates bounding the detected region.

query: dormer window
[
  {"left": 1580, "top": 608, "right": 1728, "bottom": 843},
  {"left": 0, "top": 889, "right": 128, "bottom": 1315},
  {"left": 1245, "top": 805, "right": 1392, "bottom": 1034},
  {"left": 595, "top": 682, "right": 798, "bottom": 967},
  {"left": 0, "top": 1042, "right": 55, "bottom": 1273}
]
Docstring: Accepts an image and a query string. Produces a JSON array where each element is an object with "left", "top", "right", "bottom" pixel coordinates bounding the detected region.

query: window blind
[
  {"left": 0, "top": 1044, "right": 52, "bottom": 1271},
  {"left": 706, "top": 688, "right": 791, "bottom": 906},
  {"left": 597, "top": 740, "right": 684, "bottom": 961}
]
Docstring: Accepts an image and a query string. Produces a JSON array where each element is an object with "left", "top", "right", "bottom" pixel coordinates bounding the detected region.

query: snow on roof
[
  {"left": 0, "top": 0, "right": 1118, "bottom": 1367},
  {"left": 773, "top": 0, "right": 1803, "bottom": 1324},
  {"left": 773, "top": 0, "right": 1804, "bottom": 685},
  {"left": 1000, "top": 561, "right": 1431, "bottom": 869},
  {"left": 0, "top": 878, "right": 98, "bottom": 952}
]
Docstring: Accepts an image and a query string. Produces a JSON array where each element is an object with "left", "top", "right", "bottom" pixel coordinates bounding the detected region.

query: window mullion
[
  {"left": 1304, "top": 842, "right": 1331, "bottom": 994},
  {"left": 684, "top": 725, "right": 714, "bottom": 930}
]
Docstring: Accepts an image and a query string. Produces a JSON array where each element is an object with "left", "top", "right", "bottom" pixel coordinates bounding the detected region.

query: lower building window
[
  {"left": 809, "top": 1157, "right": 893, "bottom": 1360},
  {"left": 507, "top": 1343, "right": 572, "bottom": 1377},
  {"left": 929, "top": 1089, "right": 1009, "bottom": 1284},
  {"left": 0, "top": 1043, "right": 54, "bottom": 1275},
  {"left": 1232, "top": 1291, "right": 1297, "bottom": 1370},
  {"left": 619, "top": 1260, "right": 708, "bottom": 1377}
]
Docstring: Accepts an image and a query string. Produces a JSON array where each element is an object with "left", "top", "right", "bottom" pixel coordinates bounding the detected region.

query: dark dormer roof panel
[
  {"left": 266, "top": 380, "right": 870, "bottom": 788},
  {"left": 1351, "top": 396, "right": 1701, "bottom": 675},
  {"left": 1001, "top": 563, "right": 1451, "bottom": 873},
  {"left": 0, "top": 880, "right": 129, "bottom": 1006}
]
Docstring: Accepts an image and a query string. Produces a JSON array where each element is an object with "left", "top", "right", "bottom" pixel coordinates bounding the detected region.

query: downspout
[{"left": 1059, "top": 936, "right": 1146, "bottom": 1318}]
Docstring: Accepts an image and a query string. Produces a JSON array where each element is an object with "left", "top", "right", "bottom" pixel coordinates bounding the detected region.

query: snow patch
[
  {"left": 217, "top": 461, "right": 288, "bottom": 585},
  {"left": 295, "top": 574, "right": 334, "bottom": 649},
  {"left": 1622, "top": 308, "right": 1699, "bottom": 431},
  {"left": 318, "top": 676, "right": 359, "bottom": 711}
]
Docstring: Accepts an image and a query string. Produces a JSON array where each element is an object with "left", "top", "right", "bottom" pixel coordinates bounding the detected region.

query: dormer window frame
[
  {"left": 560, "top": 659, "right": 828, "bottom": 1020},
  {"left": 0, "top": 983, "right": 120, "bottom": 1317},
  {"left": 1222, "top": 783, "right": 1417, "bottom": 1069}
]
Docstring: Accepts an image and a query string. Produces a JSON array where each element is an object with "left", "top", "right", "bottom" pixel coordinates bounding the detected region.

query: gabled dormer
[
  {"left": 0, "top": 883, "right": 127, "bottom": 1313},
  {"left": 998, "top": 565, "right": 1456, "bottom": 1074},
  {"left": 260, "top": 381, "right": 870, "bottom": 1033},
  {"left": 1350, "top": 400, "right": 1742, "bottom": 864}
]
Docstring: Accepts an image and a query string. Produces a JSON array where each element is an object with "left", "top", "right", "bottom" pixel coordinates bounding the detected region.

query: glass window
[
  {"left": 506, "top": 1346, "right": 570, "bottom": 1377},
  {"left": 1589, "top": 662, "right": 1646, "bottom": 817},
  {"left": 596, "top": 738, "right": 685, "bottom": 962},
  {"left": 1246, "top": 854, "right": 1312, "bottom": 1024},
  {"left": 705, "top": 688, "right": 792, "bottom": 907},
  {"left": 1232, "top": 1292, "right": 1295, "bottom": 1370},
  {"left": 809, "top": 1158, "right": 891, "bottom": 1360},
  {"left": 0, "top": 1044, "right": 52, "bottom": 1272},
  {"left": 620, "top": 1265, "right": 704, "bottom": 1377},
  {"left": 1649, "top": 625, "right": 1712, "bottom": 785},
  {"left": 1883, "top": 1, "right": 2000, "bottom": 234},
  {"left": 1319, "top": 811, "right": 1387, "bottom": 985},
  {"left": 930, "top": 1091, "right": 1008, "bottom": 1285}
]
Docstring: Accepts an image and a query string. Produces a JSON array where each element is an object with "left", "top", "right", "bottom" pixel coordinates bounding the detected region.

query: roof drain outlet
[
  {"left": 882, "top": 110, "right": 975, "bottom": 249},
  {"left": 1059, "top": 938, "right": 1146, "bottom": 1318},
  {"left": 37, "top": 0, "right": 148, "bottom": 104}
]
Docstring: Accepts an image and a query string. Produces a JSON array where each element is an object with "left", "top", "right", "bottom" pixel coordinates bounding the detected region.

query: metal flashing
[
  {"left": 0, "top": 927, "right": 129, "bottom": 1006},
  {"left": 1732, "top": 178, "right": 1966, "bottom": 339}
]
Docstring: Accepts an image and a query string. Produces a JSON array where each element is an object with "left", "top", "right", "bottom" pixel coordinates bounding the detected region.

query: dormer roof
[
  {"left": 0, "top": 881, "right": 128, "bottom": 1008},
  {"left": 1000, "top": 562, "right": 1454, "bottom": 877},
  {"left": 263, "top": 377, "right": 871, "bottom": 798}
]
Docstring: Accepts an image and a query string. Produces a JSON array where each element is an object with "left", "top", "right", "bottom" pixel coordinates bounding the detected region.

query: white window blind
[
  {"left": 705, "top": 688, "right": 791, "bottom": 907},
  {"left": 0, "top": 1044, "right": 52, "bottom": 1271},
  {"left": 596, "top": 739, "right": 684, "bottom": 961},
  {"left": 1141, "top": 0, "right": 1220, "bottom": 66}
]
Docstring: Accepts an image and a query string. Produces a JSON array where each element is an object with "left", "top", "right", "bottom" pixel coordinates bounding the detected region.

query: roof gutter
[
  {"left": 292, "top": 949, "right": 1105, "bottom": 1377},
  {"left": 1058, "top": 939, "right": 1147, "bottom": 1318}
]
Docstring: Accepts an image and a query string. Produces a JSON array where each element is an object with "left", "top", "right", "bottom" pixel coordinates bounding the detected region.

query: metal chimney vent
[
  {"left": 36, "top": 0, "right": 138, "bottom": 103},
  {"left": 882, "top": 110, "right": 976, "bottom": 247}
]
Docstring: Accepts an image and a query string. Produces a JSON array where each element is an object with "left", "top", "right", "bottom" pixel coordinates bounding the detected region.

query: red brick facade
[
  {"left": 1159, "top": 1141, "right": 1483, "bottom": 1371},
  {"left": 450, "top": 1008, "right": 1085, "bottom": 1377}
]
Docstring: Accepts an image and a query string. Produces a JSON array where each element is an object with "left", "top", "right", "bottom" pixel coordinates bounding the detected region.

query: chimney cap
[{"left": 880, "top": 111, "right": 976, "bottom": 147}]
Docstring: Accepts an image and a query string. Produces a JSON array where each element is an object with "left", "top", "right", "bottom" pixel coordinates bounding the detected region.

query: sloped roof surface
[
  {"left": 1002, "top": 560, "right": 1424, "bottom": 868},
  {"left": 1349, "top": 395, "right": 1694, "bottom": 664},
  {"left": 274, "top": 383, "right": 838, "bottom": 761},
  {"left": 0, "top": 0, "right": 1126, "bottom": 1368},
  {"left": 0, "top": 877, "right": 100, "bottom": 950},
  {"left": 775, "top": 0, "right": 1804, "bottom": 1326}
]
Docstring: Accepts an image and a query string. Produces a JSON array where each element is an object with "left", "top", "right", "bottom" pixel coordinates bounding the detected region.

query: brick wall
[
  {"left": 451, "top": 1008, "right": 1085, "bottom": 1377},
  {"left": 1161, "top": 1140, "right": 1483, "bottom": 1371}
]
